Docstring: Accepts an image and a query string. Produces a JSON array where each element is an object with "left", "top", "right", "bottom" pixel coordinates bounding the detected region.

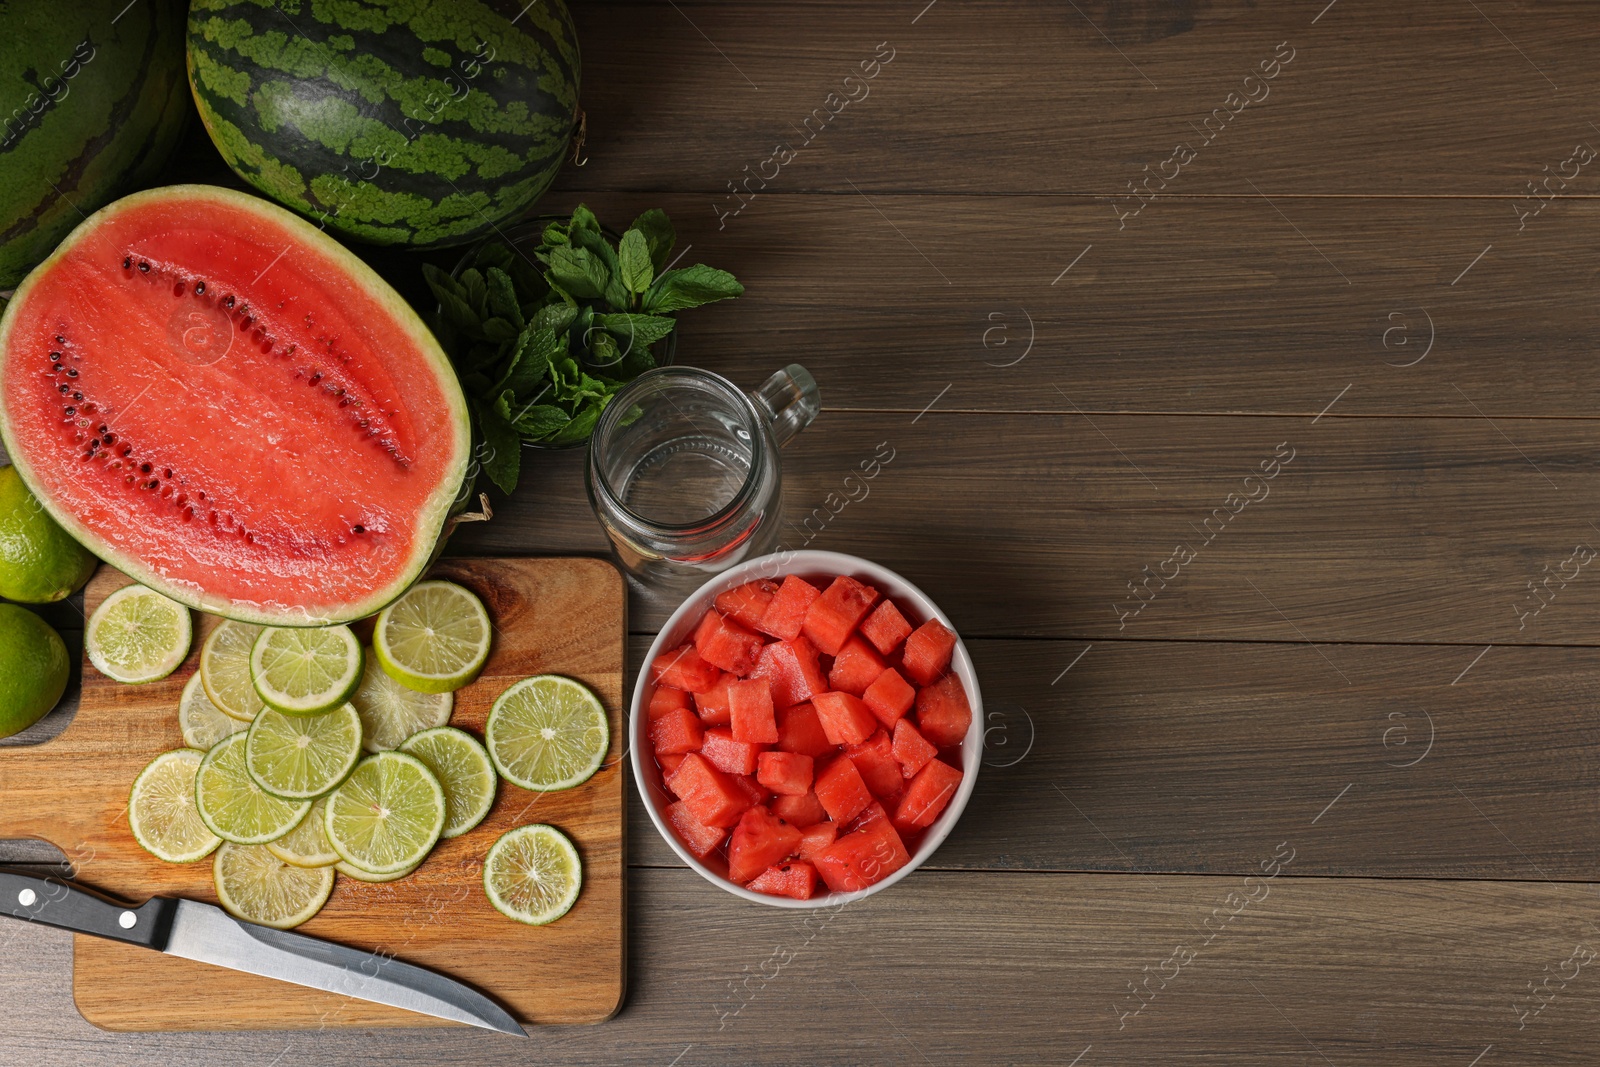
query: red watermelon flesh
[{"left": 0, "top": 186, "right": 469, "bottom": 624}]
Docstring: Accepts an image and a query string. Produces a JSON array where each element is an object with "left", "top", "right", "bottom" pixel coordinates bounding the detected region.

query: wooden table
[{"left": 4, "top": 1, "right": 1600, "bottom": 1062}]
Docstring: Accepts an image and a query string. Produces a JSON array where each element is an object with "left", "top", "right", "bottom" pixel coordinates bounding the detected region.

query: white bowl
[{"left": 630, "top": 549, "right": 983, "bottom": 908}]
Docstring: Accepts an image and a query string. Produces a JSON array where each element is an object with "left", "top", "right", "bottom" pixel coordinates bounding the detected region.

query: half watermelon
[{"left": 0, "top": 185, "right": 470, "bottom": 625}]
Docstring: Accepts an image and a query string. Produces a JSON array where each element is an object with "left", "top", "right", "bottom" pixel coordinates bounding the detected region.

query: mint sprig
[{"left": 421, "top": 205, "right": 743, "bottom": 493}]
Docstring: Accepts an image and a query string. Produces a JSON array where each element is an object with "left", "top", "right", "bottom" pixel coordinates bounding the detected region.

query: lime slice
[
  {"left": 266, "top": 798, "right": 338, "bottom": 868},
  {"left": 246, "top": 703, "right": 363, "bottom": 800},
  {"left": 400, "top": 727, "right": 497, "bottom": 838},
  {"left": 485, "top": 676, "right": 609, "bottom": 792},
  {"left": 129, "top": 749, "right": 221, "bottom": 863},
  {"left": 200, "top": 620, "right": 266, "bottom": 722},
  {"left": 334, "top": 858, "right": 422, "bottom": 883},
  {"left": 250, "top": 625, "right": 363, "bottom": 715},
  {"left": 350, "top": 655, "right": 452, "bottom": 752},
  {"left": 324, "top": 752, "right": 445, "bottom": 875},
  {"left": 213, "top": 842, "right": 335, "bottom": 929},
  {"left": 195, "top": 732, "right": 312, "bottom": 845},
  {"left": 86, "top": 584, "right": 192, "bottom": 684},
  {"left": 373, "top": 581, "right": 492, "bottom": 694},
  {"left": 483, "top": 824, "right": 582, "bottom": 926},
  {"left": 177, "top": 673, "right": 246, "bottom": 751}
]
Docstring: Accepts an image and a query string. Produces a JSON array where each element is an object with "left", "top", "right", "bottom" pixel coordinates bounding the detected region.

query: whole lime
[
  {"left": 0, "top": 604, "right": 69, "bottom": 738},
  {"left": 0, "top": 465, "right": 98, "bottom": 602}
]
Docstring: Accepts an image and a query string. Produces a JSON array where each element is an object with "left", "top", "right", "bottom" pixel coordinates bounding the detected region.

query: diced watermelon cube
[
  {"left": 895, "top": 758, "right": 964, "bottom": 830},
  {"left": 862, "top": 667, "right": 916, "bottom": 728},
  {"left": 859, "top": 599, "right": 914, "bottom": 656},
  {"left": 692, "top": 672, "right": 736, "bottom": 727},
  {"left": 666, "top": 753, "right": 753, "bottom": 828},
  {"left": 812, "top": 691, "right": 877, "bottom": 747},
  {"left": 757, "top": 575, "right": 821, "bottom": 640},
  {"left": 726, "top": 806, "right": 803, "bottom": 884},
  {"left": 801, "top": 576, "right": 880, "bottom": 656},
  {"left": 648, "top": 686, "right": 691, "bottom": 720},
  {"left": 772, "top": 790, "right": 828, "bottom": 828},
  {"left": 797, "top": 821, "right": 838, "bottom": 862},
  {"left": 665, "top": 799, "right": 727, "bottom": 859},
  {"left": 757, "top": 750, "right": 814, "bottom": 796},
  {"left": 700, "top": 726, "right": 763, "bottom": 776},
  {"left": 901, "top": 619, "right": 958, "bottom": 685},
  {"left": 892, "top": 717, "right": 938, "bottom": 778},
  {"left": 814, "top": 819, "right": 911, "bottom": 892},
  {"left": 844, "top": 799, "right": 889, "bottom": 834},
  {"left": 658, "top": 752, "right": 686, "bottom": 777},
  {"left": 714, "top": 579, "right": 779, "bottom": 631},
  {"left": 915, "top": 674, "right": 972, "bottom": 748},
  {"left": 649, "top": 706, "right": 704, "bottom": 756},
  {"left": 750, "top": 635, "right": 827, "bottom": 709},
  {"left": 747, "top": 860, "right": 818, "bottom": 900},
  {"left": 732, "top": 772, "right": 771, "bottom": 810},
  {"left": 728, "top": 678, "right": 779, "bottom": 744},
  {"left": 828, "top": 635, "right": 887, "bottom": 695},
  {"left": 775, "top": 703, "right": 833, "bottom": 759},
  {"left": 813, "top": 754, "right": 873, "bottom": 824},
  {"left": 694, "top": 610, "right": 765, "bottom": 676},
  {"left": 845, "top": 730, "right": 903, "bottom": 798},
  {"left": 652, "top": 644, "right": 722, "bottom": 693}
]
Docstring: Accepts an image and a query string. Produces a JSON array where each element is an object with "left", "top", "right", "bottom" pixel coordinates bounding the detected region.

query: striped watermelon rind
[
  {"left": 0, "top": 0, "right": 189, "bottom": 289},
  {"left": 185, "top": 0, "right": 581, "bottom": 250}
]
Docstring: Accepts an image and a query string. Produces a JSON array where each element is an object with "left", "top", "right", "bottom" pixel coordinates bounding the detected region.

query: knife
[{"left": 0, "top": 867, "right": 525, "bottom": 1036}]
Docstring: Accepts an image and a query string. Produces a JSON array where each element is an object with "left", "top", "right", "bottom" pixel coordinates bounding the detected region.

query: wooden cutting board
[{"left": 0, "top": 556, "right": 626, "bottom": 1031}]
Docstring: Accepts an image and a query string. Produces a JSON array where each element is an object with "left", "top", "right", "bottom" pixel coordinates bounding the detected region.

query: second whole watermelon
[{"left": 186, "top": 0, "right": 581, "bottom": 250}]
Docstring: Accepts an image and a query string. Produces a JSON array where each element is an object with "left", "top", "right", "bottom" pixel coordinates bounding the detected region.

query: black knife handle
[{"left": 0, "top": 868, "right": 176, "bottom": 950}]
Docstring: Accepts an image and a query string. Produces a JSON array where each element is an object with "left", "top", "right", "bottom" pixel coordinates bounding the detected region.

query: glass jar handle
[{"left": 749, "top": 364, "right": 820, "bottom": 448}]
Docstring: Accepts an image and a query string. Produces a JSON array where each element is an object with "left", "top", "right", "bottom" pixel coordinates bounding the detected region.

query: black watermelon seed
[
  {"left": 194, "top": 281, "right": 205, "bottom": 294},
  {"left": 64, "top": 406, "right": 75, "bottom": 415},
  {"left": 71, "top": 391, "right": 82, "bottom": 400},
  {"left": 64, "top": 367, "right": 77, "bottom": 377},
  {"left": 120, "top": 445, "right": 132, "bottom": 457},
  {"left": 58, "top": 384, "right": 70, "bottom": 394},
  {"left": 139, "top": 463, "right": 152, "bottom": 474},
  {"left": 89, "top": 438, "right": 101, "bottom": 450},
  {"left": 97, "top": 424, "right": 107, "bottom": 433},
  {"left": 223, "top": 295, "right": 235, "bottom": 309},
  {"left": 352, "top": 525, "right": 365, "bottom": 534},
  {"left": 122, "top": 257, "right": 131, "bottom": 269},
  {"left": 49, "top": 352, "right": 60, "bottom": 362},
  {"left": 102, "top": 432, "right": 114, "bottom": 444},
  {"left": 137, "top": 262, "right": 149, "bottom": 273}
]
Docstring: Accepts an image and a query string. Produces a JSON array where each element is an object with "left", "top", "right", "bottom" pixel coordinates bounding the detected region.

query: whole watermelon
[
  {"left": 0, "top": 0, "right": 188, "bottom": 289},
  {"left": 186, "top": 0, "right": 581, "bottom": 250}
]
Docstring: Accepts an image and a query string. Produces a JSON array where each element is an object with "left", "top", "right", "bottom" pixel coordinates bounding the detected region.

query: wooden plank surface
[{"left": 0, "top": 559, "right": 627, "bottom": 1030}]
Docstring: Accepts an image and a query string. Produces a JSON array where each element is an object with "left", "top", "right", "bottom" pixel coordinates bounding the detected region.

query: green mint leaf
[
  {"left": 587, "top": 329, "right": 621, "bottom": 371},
  {"left": 471, "top": 395, "right": 521, "bottom": 495},
  {"left": 629, "top": 209, "right": 676, "bottom": 272},
  {"left": 544, "top": 245, "right": 609, "bottom": 300},
  {"left": 569, "top": 204, "right": 601, "bottom": 236},
  {"left": 480, "top": 316, "right": 518, "bottom": 343},
  {"left": 472, "top": 241, "right": 514, "bottom": 274},
  {"left": 485, "top": 268, "right": 524, "bottom": 329},
  {"left": 541, "top": 221, "right": 569, "bottom": 246},
  {"left": 618, "top": 229, "right": 654, "bottom": 295},
  {"left": 512, "top": 403, "right": 568, "bottom": 439},
  {"left": 551, "top": 399, "right": 607, "bottom": 444},
  {"left": 532, "top": 302, "right": 577, "bottom": 334},
  {"left": 421, "top": 264, "right": 480, "bottom": 335},
  {"left": 642, "top": 264, "right": 744, "bottom": 314},
  {"left": 459, "top": 268, "right": 489, "bottom": 321},
  {"left": 505, "top": 326, "right": 564, "bottom": 395},
  {"left": 597, "top": 312, "right": 675, "bottom": 350}
]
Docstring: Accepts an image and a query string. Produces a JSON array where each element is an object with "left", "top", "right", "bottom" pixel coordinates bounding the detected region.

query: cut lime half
[
  {"left": 200, "top": 619, "right": 266, "bottom": 722},
  {"left": 129, "top": 749, "right": 221, "bottom": 864},
  {"left": 266, "top": 798, "right": 339, "bottom": 868},
  {"left": 485, "top": 675, "right": 609, "bottom": 792},
  {"left": 177, "top": 673, "right": 247, "bottom": 751},
  {"left": 373, "top": 580, "right": 492, "bottom": 694},
  {"left": 335, "top": 858, "right": 422, "bottom": 883},
  {"left": 350, "top": 655, "right": 452, "bottom": 752},
  {"left": 213, "top": 842, "right": 335, "bottom": 929},
  {"left": 483, "top": 824, "right": 582, "bottom": 926},
  {"left": 86, "top": 584, "right": 192, "bottom": 684},
  {"left": 195, "top": 732, "right": 312, "bottom": 845},
  {"left": 250, "top": 625, "right": 363, "bottom": 715},
  {"left": 324, "top": 751, "right": 445, "bottom": 875},
  {"left": 246, "top": 703, "right": 363, "bottom": 800},
  {"left": 400, "top": 727, "right": 497, "bottom": 838}
]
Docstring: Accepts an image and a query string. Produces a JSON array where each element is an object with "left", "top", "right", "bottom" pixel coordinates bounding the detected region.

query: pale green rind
[{"left": 0, "top": 184, "right": 471, "bottom": 627}]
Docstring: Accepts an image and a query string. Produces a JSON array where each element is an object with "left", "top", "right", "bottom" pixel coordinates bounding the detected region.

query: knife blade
[{"left": 0, "top": 867, "right": 525, "bottom": 1036}]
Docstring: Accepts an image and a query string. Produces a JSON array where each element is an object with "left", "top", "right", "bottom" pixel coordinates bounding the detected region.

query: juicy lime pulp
[
  {"left": 249, "top": 624, "right": 363, "bottom": 715},
  {"left": 485, "top": 675, "right": 609, "bottom": 792},
  {"left": 400, "top": 726, "right": 497, "bottom": 838},
  {"left": 266, "top": 798, "right": 339, "bottom": 868},
  {"left": 213, "top": 842, "right": 335, "bottom": 929},
  {"left": 177, "top": 672, "right": 247, "bottom": 751},
  {"left": 200, "top": 619, "right": 266, "bottom": 722},
  {"left": 372, "top": 580, "right": 492, "bottom": 693},
  {"left": 483, "top": 824, "right": 582, "bottom": 926},
  {"left": 86, "top": 583, "right": 192, "bottom": 684},
  {"left": 194, "top": 732, "right": 311, "bottom": 845},
  {"left": 129, "top": 749, "right": 221, "bottom": 864},
  {"left": 246, "top": 703, "right": 363, "bottom": 800},
  {"left": 324, "top": 751, "right": 445, "bottom": 875},
  {"left": 350, "top": 654, "right": 452, "bottom": 752}
]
